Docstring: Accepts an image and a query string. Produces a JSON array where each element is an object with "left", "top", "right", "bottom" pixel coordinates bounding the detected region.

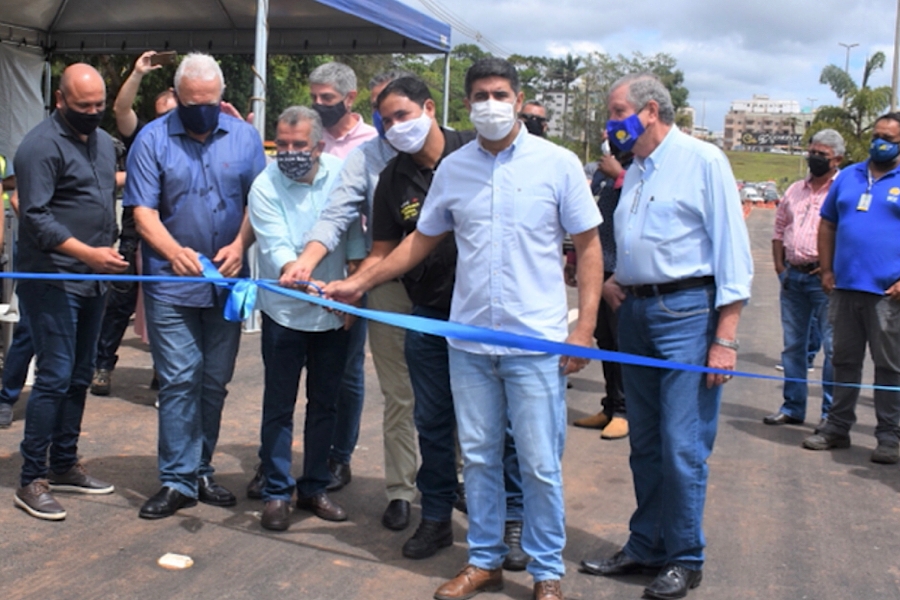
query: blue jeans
[
  {"left": 329, "top": 306, "right": 367, "bottom": 465},
  {"left": 405, "top": 306, "right": 458, "bottom": 521},
  {"left": 449, "top": 348, "right": 567, "bottom": 582},
  {"left": 778, "top": 267, "right": 833, "bottom": 420},
  {"left": 618, "top": 286, "right": 720, "bottom": 570},
  {"left": 259, "top": 315, "right": 349, "bottom": 500},
  {"left": 0, "top": 299, "right": 33, "bottom": 407},
  {"left": 17, "top": 282, "right": 105, "bottom": 487},
  {"left": 144, "top": 294, "right": 242, "bottom": 498}
]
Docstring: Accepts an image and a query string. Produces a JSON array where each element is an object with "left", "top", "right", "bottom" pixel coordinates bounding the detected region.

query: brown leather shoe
[
  {"left": 533, "top": 579, "right": 563, "bottom": 600},
  {"left": 296, "top": 492, "right": 347, "bottom": 521},
  {"left": 261, "top": 499, "right": 291, "bottom": 531},
  {"left": 573, "top": 412, "right": 610, "bottom": 429},
  {"left": 600, "top": 416, "right": 629, "bottom": 440},
  {"left": 434, "top": 564, "right": 503, "bottom": 600}
]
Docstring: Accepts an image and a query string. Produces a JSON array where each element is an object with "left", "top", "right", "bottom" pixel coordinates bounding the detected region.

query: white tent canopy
[{"left": 0, "top": 0, "right": 452, "bottom": 158}]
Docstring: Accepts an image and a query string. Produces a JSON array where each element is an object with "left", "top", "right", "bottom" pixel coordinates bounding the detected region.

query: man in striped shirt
[{"left": 764, "top": 129, "right": 844, "bottom": 430}]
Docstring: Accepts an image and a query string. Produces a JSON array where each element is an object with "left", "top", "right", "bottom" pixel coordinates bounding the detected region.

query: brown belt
[{"left": 625, "top": 276, "right": 715, "bottom": 299}]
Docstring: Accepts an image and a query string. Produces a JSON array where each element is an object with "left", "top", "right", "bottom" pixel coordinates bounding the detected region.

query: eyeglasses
[{"left": 520, "top": 114, "right": 547, "bottom": 123}]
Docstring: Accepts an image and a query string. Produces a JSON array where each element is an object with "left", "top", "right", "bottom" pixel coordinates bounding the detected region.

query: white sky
[{"left": 403, "top": 0, "right": 898, "bottom": 134}]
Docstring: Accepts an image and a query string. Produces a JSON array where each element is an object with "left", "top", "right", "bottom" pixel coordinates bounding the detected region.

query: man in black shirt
[
  {"left": 368, "top": 76, "right": 473, "bottom": 560},
  {"left": 13, "top": 64, "right": 129, "bottom": 520}
]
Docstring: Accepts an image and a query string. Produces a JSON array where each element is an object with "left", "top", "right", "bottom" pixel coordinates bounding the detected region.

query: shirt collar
[
  {"left": 476, "top": 122, "right": 528, "bottom": 157},
  {"left": 635, "top": 125, "right": 678, "bottom": 177},
  {"left": 325, "top": 113, "right": 364, "bottom": 143}
]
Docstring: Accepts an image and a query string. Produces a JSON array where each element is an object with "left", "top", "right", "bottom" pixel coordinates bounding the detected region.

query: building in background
[{"left": 724, "top": 95, "right": 814, "bottom": 152}]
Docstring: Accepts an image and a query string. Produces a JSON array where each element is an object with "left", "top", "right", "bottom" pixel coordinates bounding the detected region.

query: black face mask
[
  {"left": 313, "top": 101, "right": 348, "bottom": 128},
  {"left": 521, "top": 114, "right": 547, "bottom": 137},
  {"left": 60, "top": 101, "right": 104, "bottom": 136},
  {"left": 177, "top": 102, "right": 220, "bottom": 135},
  {"left": 807, "top": 154, "right": 832, "bottom": 178}
]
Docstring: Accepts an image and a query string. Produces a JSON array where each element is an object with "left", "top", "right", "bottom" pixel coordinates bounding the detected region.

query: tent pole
[
  {"left": 245, "top": 0, "right": 269, "bottom": 334},
  {"left": 442, "top": 52, "right": 450, "bottom": 127},
  {"left": 43, "top": 59, "right": 52, "bottom": 116},
  {"left": 252, "top": 0, "right": 268, "bottom": 142}
]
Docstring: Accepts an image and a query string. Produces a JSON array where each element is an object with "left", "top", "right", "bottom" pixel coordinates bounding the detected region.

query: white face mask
[
  {"left": 384, "top": 112, "right": 432, "bottom": 154},
  {"left": 470, "top": 99, "right": 517, "bottom": 141}
]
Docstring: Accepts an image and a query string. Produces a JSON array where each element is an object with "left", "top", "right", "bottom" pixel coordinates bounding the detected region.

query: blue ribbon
[{"left": 2, "top": 267, "right": 896, "bottom": 392}]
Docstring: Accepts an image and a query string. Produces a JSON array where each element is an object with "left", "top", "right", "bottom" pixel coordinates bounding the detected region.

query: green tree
[{"left": 813, "top": 51, "right": 892, "bottom": 162}]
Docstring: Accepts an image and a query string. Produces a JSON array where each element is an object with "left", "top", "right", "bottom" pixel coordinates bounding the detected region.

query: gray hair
[
  {"left": 523, "top": 99, "right": 545, "bottom": 110},
  {"left": 174, "top": 53, "right": 225, "bottom": 98},
  {"left": 309, "top": 62, "right": 357, "bottom": 96},
  {"left": 609, "top": 73, "right": 675, "bottom": 125},
  {"left": 368, "top": 69, "right": 416, "bottom": 91},
  {"left": 810, "top": 128, "right": 846, "bottom": 157},
  {"left": 278, "top": 106, "right": 323, "bottom": 147}
]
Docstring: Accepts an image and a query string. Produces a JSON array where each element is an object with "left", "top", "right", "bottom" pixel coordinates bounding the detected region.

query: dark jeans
[
  {"left": 260, "top": 314, "right": 349, "bottom": 499},
  {"left": 329, "top": 305, "right": 367, "bottom": 465},
  {"left": 17, "top": 282, "right": 105, "bottom": 487},
  {"left": 95, "top": 280, "right": 138, "bottom": 371},
  {"left": 0, "top": 299, "right": 34, "bottom": 407},
  {"left": 406, "top": 306, "right": 459, "bottom": 522},
  {"left": 822, "top": 290, "right": 900, "bottom": 445},
  {"left": 595, "top": 272, "right": 625, "bottom": 417},
  {"left": 405, "top": 306, "right": 524, "bottom": 522}
]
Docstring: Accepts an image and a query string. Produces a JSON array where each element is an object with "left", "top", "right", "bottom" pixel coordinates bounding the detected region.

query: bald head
[{"left": 56, "top": 63, "right": 107, "bottom": 137}]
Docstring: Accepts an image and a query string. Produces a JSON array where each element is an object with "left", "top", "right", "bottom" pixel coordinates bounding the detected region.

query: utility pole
[
  {"left": 583, "top": 77, "right": 591, "bottom": 164},
  {"left": 839, "top": 42, "right": 859, "bottom": 108},
  {"left": 893, "top": 0, "right": 900, "bottom": 111}
]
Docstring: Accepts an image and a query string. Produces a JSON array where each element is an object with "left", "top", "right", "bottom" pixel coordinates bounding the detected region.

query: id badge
[{"left": 857, "top": 192, "right": 872, "bottom": 211}]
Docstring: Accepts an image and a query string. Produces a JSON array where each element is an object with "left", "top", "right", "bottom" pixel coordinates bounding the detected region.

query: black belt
[
  {"left": 789, "top": 262, "right": 819, "bottom": 274},
  {"left": 625, "top": 276, "right": 715, "bottom": 299}
]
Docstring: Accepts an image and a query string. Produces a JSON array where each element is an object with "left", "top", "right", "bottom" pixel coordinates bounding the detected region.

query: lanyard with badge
[{"left": 859, "top": 170, "right": 875, "bottom": 211}]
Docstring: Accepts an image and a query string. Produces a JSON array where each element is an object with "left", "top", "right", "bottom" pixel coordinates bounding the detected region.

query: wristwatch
[{"left": 713, "top": 337, "right": 740, "bottom": 351}]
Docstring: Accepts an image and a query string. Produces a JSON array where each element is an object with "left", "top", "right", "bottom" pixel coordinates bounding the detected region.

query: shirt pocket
[{"left": 640, "top": 198, "right": 679, "bottom": 242}]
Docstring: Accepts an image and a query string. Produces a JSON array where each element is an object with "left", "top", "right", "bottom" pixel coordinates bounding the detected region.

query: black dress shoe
[
  {"left": 382, "top": 499, "right": 411, "bottom": 530},
  {"left": 580, "top": 550, "right": 658, "bottom": 576},
  {"left": 261, "top": 499, "right": 291, "bottom": 531},
  {"left": 326, "top": 459, "right": 351, "bottom": 492},
  {"left": 246, "top": 464, "right": 265, "bottom": 500},
  {"left": 296, "top": 492, "right": 347, "bottom": 521},
  {"left": 139, "top": 486, "right": 197, "bottom": 519},
  {"left": 643, "top": 564, "right": 702, "bottom": 599},
  {"left": 763, "top": 412, "right": 803, "bottom": 425},
  {"left": 198, "top": 476, "right": 236, "bottom": 507},
  {"left": 401, "top": 518, "right": 453, "bottom": 559},
  {"left": 502, "top": 520, "right": 531, "bottom": 571}
]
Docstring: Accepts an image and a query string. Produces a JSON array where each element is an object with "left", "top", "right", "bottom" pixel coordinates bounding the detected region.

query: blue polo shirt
[
  {"left": 820, "top": 159, "right": 900, "bottom": 295},
  {"left": 123, "top": 111, "right": 266, "bottom": 307}
]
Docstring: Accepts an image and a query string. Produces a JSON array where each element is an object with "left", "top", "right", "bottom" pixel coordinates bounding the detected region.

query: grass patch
[{"left": 725, "top": 151, "right": 807, "bottom": 192}]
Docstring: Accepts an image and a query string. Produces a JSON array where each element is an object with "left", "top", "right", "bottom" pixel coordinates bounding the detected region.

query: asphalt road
[{"left": 0, "top": 207, "right": 897, "bottom": 600}]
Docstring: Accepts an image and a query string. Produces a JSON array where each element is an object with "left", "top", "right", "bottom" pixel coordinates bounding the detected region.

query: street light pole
[
  {"left": 893, "top": 0, "right": 900, "bottom": 111},
  {"left": 839, "top": 42, "right": 859, "bottom": 108},
  {"left": 807, "top": 97, "right": 817, "bottom": 113}
]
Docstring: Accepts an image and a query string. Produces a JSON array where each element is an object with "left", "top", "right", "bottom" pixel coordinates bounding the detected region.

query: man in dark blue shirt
[
  {"left": 124, "top": 53, "right": 266, "bottom": 519},
  {"left": 13, "top": 63, "right": 129, "bottom": 521}
]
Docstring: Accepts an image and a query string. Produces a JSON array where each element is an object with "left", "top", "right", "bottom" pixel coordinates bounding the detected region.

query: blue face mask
[
  {"left": 372, "top": 110, "right": 386, "bottom": 139},
  {"left": 870, "top": 136, "right": 900, "bottom": 164},
  {"left": 606, "top": 112, "right": 646, "bottom": 152},
  {"left": 178, "top": 102, "right": 220, "bottom": 135}
]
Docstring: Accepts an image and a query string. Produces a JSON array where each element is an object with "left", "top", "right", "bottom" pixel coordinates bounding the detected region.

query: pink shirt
[
  {"left": 773, "top": 173, "right": 837, "bottom": 265},
  {"left": 322, "top": 114, "right": 378, "bottom": 159}
]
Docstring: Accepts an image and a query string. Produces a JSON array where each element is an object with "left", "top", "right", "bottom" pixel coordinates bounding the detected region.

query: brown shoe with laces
[
  {"left": 533, "top": 579, "right": 563, "bottom": 600},
  {"left": 48, "top": 462, "right": 114, "bottom": 494},
  {"left": 573, "top": 412, "right": 610, "bottom": 429},
  {"left": 15, "top": 479, "right": 67, "bottom": 520},
  {"left": 434, "top": 564, "right": 503, "bottom": 600}
]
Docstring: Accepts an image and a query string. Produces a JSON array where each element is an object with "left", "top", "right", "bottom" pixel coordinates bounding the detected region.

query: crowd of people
[{"left": 2, "top": 49, "right": 899, "bottom": 600}]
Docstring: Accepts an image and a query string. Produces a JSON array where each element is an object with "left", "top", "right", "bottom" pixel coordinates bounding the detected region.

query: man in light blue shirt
[
  {"left": 581, "top": 74, "right": 752, "bottom": 600},
  {"left": 287, "top": 72, "right": 421, "bottom": 531},
  {"left": 249, "top": 106, "right": 365, "bottom": 531},
  {"left": 325, "top": 58, "right": 602, "bottom": 600}
]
